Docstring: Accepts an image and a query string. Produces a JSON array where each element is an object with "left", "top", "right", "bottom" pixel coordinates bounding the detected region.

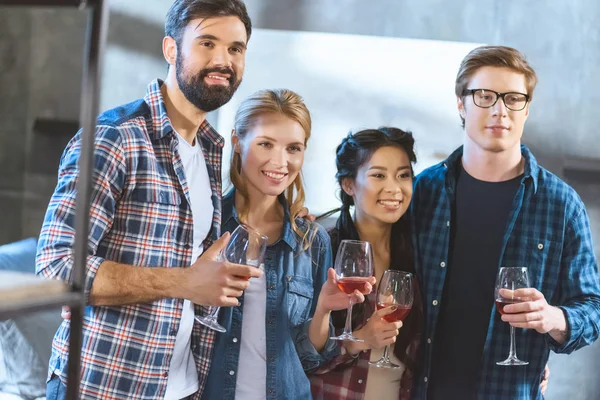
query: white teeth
[
  {"left": 207, "top": 75, "right": 227, "bottom": 80},
  {"left": 263, "top": 171, "right": 286, "bottom": 179},
  {"left": 378, "top": 200, "right": 400, "bottom": 207}
]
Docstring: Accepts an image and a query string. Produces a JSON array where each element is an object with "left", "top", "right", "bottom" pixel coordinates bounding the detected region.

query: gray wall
[{"left": 0, "top": 1, "right": 598, "bottom": 398}]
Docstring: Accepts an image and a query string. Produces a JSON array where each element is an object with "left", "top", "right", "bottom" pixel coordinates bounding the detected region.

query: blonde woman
[{"left": 202, "top": 89, "right": 371, "bottom": 400}]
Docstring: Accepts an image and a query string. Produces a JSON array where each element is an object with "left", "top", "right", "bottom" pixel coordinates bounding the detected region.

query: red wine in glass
[
  {"left": 495, "top": 299, "right": 522, "bottom": 316},
  {"left": 337, "top": 276, "right": 371, "bottom": 294},
  {"left": 494, "top": 266, "right": 530, "bottom": 366},
  {"left": 369, "top": 270, "right": 414, "bottom": 369},
  {"left": 376, "top": 303, "right": 412, "bottom": 323}
]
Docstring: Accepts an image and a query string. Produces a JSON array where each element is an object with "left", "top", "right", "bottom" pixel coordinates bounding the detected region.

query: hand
[
  {"left": 540, "top": 364, "right": 550, "bottom": 395},
  {"left": 181, "top": 232, "right": 263, "bottom": 307},
  {"left": 298, "top": 207, "right": 316, "bottom": 222},
  {"left": 500, "top": 288, "right": 567, "bottom": 335},
  {"left": 61, "top": 306, "right": 71, "bottom": 320},
  {"left": 316, "top": 268, "right": 375, "bottom": 313},
  {"left": 347, "top": 306, "right": 403, "bottom": 354}
]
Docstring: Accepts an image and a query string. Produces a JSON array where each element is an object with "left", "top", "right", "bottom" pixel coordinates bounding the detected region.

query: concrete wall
[{"left": 0, "top": 1, "right": 598, "bottom": 398}]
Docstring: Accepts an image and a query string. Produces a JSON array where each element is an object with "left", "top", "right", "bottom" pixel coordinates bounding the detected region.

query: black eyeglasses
[{"left": 463, "top": 89, "right": 530, "bottom": 111}]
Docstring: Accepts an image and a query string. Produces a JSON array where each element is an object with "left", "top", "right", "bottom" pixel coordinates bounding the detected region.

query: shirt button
[
  {"left": 427, "top": 338, "right": 432, "bottom": 344},
  {"left": 269, "top": 356, "right": 275, "bottom": 363},
  {"left": 170, "top": 329, "right": 177, "bottom": 336},
  {"left": 269, "top": 284, "right": 275, "bottom": 290},
  {"left": 440, "top": 261, "right": 446, "bottom": 268},
  {"left": 164, "top": 371, "right": 169, "bottom": 378},
  {"left": 538, "top": 243, "right": 544, "bottom": 250},
  {"left": 232, "top": 338, "right": 238, "bottom": 343},
  {"left": 446, "top": 221, "right": 450, "bottom": 227},
  {"left": 268, "top": 320, "right": 274, "bottom": 325},
  {"left": 358, "top": 379, "right": 363, "bottom": 384},
  {"left": 268, "top": 388, "right": 274, "bottom": 394},
  {"left": 184, "top": 243, "right": 192, "bottom": 249},
  {"left": 424, "top": 377, "right": 428, "bottom": 383},
  {"left": 229, "top": 370, "right": 235, "bottom": 376},
  {"left": 432, "top": 300, "right": 439, "bottom": 306}
]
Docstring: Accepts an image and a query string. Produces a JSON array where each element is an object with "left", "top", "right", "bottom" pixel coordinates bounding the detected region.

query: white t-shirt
[
  {"left": 234, "top": 265, "right": 267, "bottom": 399},
  {"left": 164, "top": 133, "right": 214, "bottom": 400}
]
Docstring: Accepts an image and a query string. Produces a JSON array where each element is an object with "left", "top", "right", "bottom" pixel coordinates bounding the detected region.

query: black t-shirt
[{"left": 428, "top": 165, "right": 523, "bottom": 400}]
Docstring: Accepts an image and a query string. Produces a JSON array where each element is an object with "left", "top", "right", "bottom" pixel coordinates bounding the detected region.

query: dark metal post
[{"left": 67, "top": 0, "right": 108, "bottom": 398}]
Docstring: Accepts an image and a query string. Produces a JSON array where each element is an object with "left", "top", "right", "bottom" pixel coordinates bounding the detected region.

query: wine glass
[
  {"left": 195, "top": 223, "right": 268, "bottom": 332},
  {"left": 330, "top": 240, "right": 374, "bottom": 342},
  {"left": 369, "top": 270, "right": 413, "bottom": 369},
  {"left": 495, "top": 266, "right": 530, "bottom": 366}
]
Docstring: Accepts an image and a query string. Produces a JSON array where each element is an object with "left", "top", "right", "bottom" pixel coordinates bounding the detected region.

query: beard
[{"left": 175, "top": 51, "right": 242, "bottom": 112}]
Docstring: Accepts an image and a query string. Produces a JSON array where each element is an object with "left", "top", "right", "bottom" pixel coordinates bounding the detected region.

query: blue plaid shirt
[
  {"left": 410, "top": 145, "right": 600, "bottom": 399},
  {"left": 36, "top": 79, "right": 223, "bottom": 399}
]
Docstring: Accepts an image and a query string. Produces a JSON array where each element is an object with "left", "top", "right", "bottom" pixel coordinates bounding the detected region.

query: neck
[
  {"left": 353, "top": 210, "right": 391, "bottom": 277},
  {"left": 161, "top": 72, "right": 208, "bottom": 145},
  {"left": 462, "top": 141, "right": 524, "bottom": 182},
  {"left": 235, "top": 183, "right": 283, "bottom": 228}
]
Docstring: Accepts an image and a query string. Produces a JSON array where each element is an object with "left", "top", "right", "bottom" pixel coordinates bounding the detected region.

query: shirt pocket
[
  {"left": 508, "top": 236, "right": 562, "bottom": 302},
  {"left": 129, "top": 186, "right": 182, "bottom": 206},
  {"left": 287, "top": 275, "right": 314, "bottom": 326}
]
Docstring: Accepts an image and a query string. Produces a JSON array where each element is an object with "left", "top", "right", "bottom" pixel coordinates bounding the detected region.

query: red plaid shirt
[
  {"left": 309, "top": 288, "right": 422, "bottom": 400},
  {"left": 36, "top": 79, "right": 223, "bottom": 399}
]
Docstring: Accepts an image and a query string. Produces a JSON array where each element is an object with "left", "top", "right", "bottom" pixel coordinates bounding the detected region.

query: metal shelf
[
  {"left": 0, "top": 1, "right": 108, "bottom": 399},
  {"left": 0, "top": 271, "right": 82, "bottom": 319}
]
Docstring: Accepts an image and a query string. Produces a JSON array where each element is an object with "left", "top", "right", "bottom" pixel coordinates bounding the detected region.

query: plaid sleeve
[
  {"left": 36, "top": 126, "right": 127, "bottom": 302},
  {"left": 548, "top": 204, "right": 600, "bottom": 353}
]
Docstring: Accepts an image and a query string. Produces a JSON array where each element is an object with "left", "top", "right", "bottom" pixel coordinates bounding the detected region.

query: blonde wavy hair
[{"left": 230, "top": 89, "right": 314, "bottom": 249}]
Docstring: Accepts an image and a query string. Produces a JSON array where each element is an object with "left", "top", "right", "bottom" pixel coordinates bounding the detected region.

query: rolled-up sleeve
[
  {"left": 547, "top": 204, "right": 600, "bottom": 353},
  {"left": 35, "top": 126, "right": 126, "bottom": 302}
]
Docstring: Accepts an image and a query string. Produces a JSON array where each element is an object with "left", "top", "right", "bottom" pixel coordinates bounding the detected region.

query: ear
[
  {"left": 457, "top": 96, "right": 467, "bottom": 120},
  {"left": 231, "top": 130, "right": 241, "bottom": 153},
  {"left": 341, "top": 178, "right": 355, "bottom": 197},
  {"left": 163, "top": 36, "right": 178, "bottom": 67}
]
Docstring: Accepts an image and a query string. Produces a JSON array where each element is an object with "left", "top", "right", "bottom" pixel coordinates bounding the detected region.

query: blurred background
[{"left": 0, "top": 0, "right": 598, "bottom": 399}]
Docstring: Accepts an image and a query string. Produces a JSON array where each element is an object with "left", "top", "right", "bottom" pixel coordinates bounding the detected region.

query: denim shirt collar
[
  {"left": 443, "top": 143, "right": 540, "bottom": 193},
  {"left": 222, "top": 189, "right": 299, "bottom": 251}
]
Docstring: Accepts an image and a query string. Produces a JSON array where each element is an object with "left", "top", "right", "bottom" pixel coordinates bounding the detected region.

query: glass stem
[
  {"left": 342, "top": 297, "right": 354, "bottom": 336},
  {"left": 209, "top": 306, "right": 220, "bottom": 319},
  {"left": 382, "top": 344, "right": 391, "bottom": 362},
  {"left": 509, "top": 325, "right": 518, "bottom": 360}
]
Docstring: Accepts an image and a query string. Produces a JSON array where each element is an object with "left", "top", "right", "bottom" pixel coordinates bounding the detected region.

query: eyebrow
[
  {"left": 256, "top": 135, "right": 305, "bottom": 147},
  {"left": 368, "top": 165, "right": 411, "bottom": 171},
  {"left": 193, "top": 33, "right": 248, "bottom": 50}
]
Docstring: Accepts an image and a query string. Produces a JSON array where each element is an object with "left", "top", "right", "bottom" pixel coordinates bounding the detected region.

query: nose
[
  {"left": 491, "top": 96, "right": 509, "bottom": 117},
  {"left": 209, "top": 46, "right": 233, "bottom": 69},
  {"left": 270, "top": 149, "right": 287, "bottom": 169},
  {"left": 384, "top": 180, "right": 402, "bottom": 195}
]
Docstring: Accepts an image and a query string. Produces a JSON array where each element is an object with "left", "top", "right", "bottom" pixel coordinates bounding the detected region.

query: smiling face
[
  {"left": 458, "top": 66, "right": 530, "bottom": 156},
  {"left": 343, "top": 146, "right": 413, "bottom": 226},
  {"left": 170, "top": 16, "right": 247, "bottom": 112},
  {"left": 234, "top": 112, "right": 307, "bottom": 198}
]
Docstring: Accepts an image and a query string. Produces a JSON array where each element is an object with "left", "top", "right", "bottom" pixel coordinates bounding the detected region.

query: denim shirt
[
  {"left": 410, "top": 145, "right": 600, "bottom": 399},
  {"left": 202, "top": 190, "right": 339, "bottom": 400}
]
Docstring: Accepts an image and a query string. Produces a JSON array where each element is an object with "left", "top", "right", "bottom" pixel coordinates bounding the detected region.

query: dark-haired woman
[{"left": 310, "top": 127, "right": 423, "bottom": 400}]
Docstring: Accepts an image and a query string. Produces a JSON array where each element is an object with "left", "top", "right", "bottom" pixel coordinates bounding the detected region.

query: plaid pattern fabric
[
  {"left": 36, "top": 79, "right": 224, "bottom": 400},
  {"left": 309, "top": 289, "right": 419, "bottom": 400},
  {"left": 410, "top": 145, "right": 600, "bottom": 399}
]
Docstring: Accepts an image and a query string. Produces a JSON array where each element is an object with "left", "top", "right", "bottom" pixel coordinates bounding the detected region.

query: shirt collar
[
  {"left": 443, "top": 144, "right": 539, "bottom": 193},
  {"left": 143, "top": 79, "right": 224, "bottom": 148}
]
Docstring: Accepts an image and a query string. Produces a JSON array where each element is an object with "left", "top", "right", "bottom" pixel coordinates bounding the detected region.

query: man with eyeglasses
[{"left": 410, "top": 45, "right": 600, "bottom": 399}]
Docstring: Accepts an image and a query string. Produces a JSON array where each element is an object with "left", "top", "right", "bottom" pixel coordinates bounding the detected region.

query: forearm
[
  {"left": 547, "top": 306, "right": 569, "bottom": 345},
  {"left": 308, "top": 305, "right": 332, "bottom": 352},
  {"left": 89, "top": 261, "right": 185, "bottom": 306}
]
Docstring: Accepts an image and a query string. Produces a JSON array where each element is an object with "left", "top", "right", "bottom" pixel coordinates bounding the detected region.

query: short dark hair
[{"left": 165, "top": 0, "right": 252, "bottom": 45}]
